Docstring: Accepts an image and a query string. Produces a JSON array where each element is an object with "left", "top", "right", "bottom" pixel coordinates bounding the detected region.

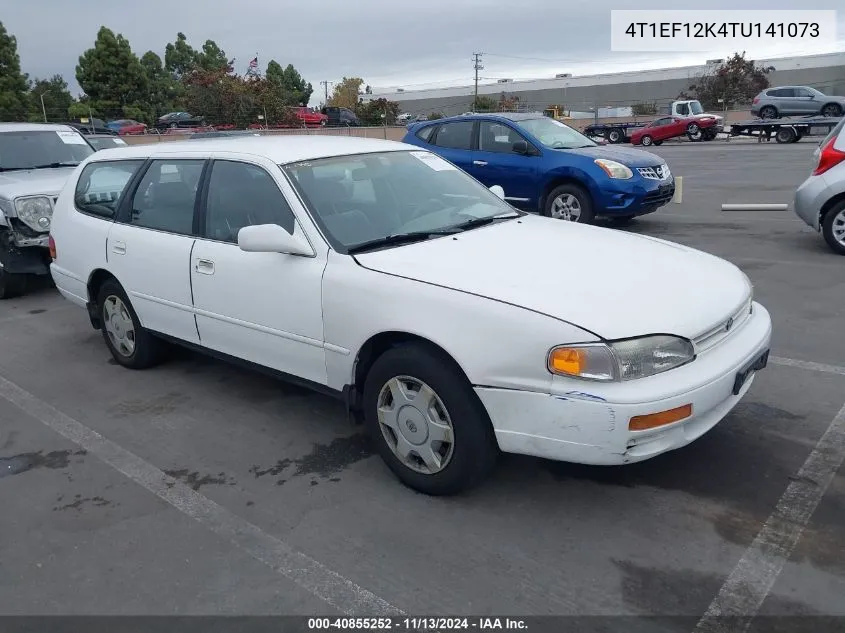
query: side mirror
[
  {"left": 512, "top": 140, "right": 532, "bottom": 155},
  {"left": 237, "top": 224, "right": 315, "bottom": 256},
  {"left": 489, "top": 185, "right": 505, "bottom": 200}
]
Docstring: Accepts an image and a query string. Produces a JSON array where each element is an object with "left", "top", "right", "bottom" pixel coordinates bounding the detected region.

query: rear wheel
[
  {"left": 544, "top": 183, "right": 595, "bottom": 224},
  {"left": 640, "top": 135, "right": 654, "bottom": 146},
  {"left": 775, "top": 127, "right": 797, "bottom": 144},
  {"left": 608, "top": 129, "right": 623, "bottom": 143},
  {"left": 759, "top": 106, "right": 778, "bottom": 119},
  {"left": 822, "top": 202, "right": 845, "bottom": 255},
  {"left": 362, "top": 343, "right": 499, "bottom": 495},
  {"left": 97, "top": 279, "right": 166, "bottom": 369}
]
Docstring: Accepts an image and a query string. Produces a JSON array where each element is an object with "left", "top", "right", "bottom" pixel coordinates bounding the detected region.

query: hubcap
[
  {"left": 376, "top": 376, "right": 455, "bottom": 475},
  {"left": 103, "top": 295, "right": 136, "bottom": 357},
  {"left": 551, "top": 193, "right": 582, "bottom": 221},
  {"left": 832, "top": 209, "right": 845, "bottom": 247}
]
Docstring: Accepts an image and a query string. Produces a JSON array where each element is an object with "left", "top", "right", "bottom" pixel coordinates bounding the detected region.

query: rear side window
[
  {"left": 433, "top": 121, "right": 474, "bottom": 150},
  {"left": 74, "top": 160, "right": 144, "bottom": 219},
  {"left": 129, "top": 159, "right": 205, "bottom": 235},
  {"left": 416, "top": 125, "right": 435, "bottom": 142}
]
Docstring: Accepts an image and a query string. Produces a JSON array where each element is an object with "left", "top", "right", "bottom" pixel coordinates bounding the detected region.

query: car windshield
[
  {"left": 689, "top": 101, "right": 704, "bottom": 115},
  {"left": 516, "top": 117, "right": 596, "bottom": 149},
  {"left": 88, "top": 137, "right": 127, "bottom": 150},
  {"left": 282, "top": 150, "right": 519, "bottom": 252},
  {"left": 0, "top": 130, "right": 94, "bottom": 171}
]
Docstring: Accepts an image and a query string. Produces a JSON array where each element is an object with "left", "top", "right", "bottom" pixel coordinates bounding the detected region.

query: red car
[
  {"left": 630, "top": 115, "right": 721, "bottom": 147},
  {"left": 113, "top": 120, "right": 148, "bottom": 135},
  {"left": 293, "top": 106, "right": 327, "bottom": 127}
]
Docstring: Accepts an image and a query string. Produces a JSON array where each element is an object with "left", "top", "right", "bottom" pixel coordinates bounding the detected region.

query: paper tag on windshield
[
  {"left": 56, "top": 130, "right": 87, "bottom": 145},
  {"left": 410, "top": 151, "right": 456, "bottom": 171}
]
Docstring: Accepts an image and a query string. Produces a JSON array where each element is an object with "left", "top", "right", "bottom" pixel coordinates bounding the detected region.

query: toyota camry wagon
[{"left": 49, "top": 136, "right": 772, "bottom": 495}]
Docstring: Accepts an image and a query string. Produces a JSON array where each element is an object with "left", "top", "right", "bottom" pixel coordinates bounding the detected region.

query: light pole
[{"left": 40, "top": 90, "right": 51, "bottom": 123}]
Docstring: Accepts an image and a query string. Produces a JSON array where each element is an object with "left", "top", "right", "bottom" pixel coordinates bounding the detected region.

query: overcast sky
[{"left": 5, "top": 0, "right": 844, "bottom": 105}]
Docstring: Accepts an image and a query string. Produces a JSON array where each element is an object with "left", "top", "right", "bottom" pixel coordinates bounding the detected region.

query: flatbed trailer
[
  {"left": 729, "top": 116, "right": 842, "bottom": 143},
  {"left": 582, "top": 121, "right": 647, "bottom": 143}
]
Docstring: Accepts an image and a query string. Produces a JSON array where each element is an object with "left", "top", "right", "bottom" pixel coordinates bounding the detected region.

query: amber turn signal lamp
[{"left": 629, "top": 404, "right": 692, "bottom": 431}]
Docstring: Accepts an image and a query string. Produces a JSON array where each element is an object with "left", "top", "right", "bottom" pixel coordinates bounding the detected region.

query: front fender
[
  {"left": 321, "top": 252, "right": 599, "bottom": 394},
  {"left": 541, "top": 164, "right": 601, "bottom": 203}
]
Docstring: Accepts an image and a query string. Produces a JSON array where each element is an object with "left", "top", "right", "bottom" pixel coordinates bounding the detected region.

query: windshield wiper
[
  {"left": 449, "top": 212, "right": 520, "bottom": 231},
  {"left": 28, "top": 162, "right": 81, "bottom": 169},
  {"left": 347, "top": 229, "right": 458, "bottom": 254}
]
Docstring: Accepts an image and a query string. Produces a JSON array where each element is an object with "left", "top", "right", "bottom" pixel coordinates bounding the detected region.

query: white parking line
[
  {"left": 694, "top": 400, "right": 845, "bottom": 633},
  {"left": 0, "top": 374, "right": 403, "bottom": 617},
  {"left": 770, "top": 356, "right": 845, "bottom": 377}
]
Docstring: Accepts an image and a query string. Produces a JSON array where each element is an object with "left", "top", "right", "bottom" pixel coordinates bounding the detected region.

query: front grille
[
  {"left": 638, "top": 164, "right": 671, "bottom": 180},
  {"left": 693, "top": 296, "right": 754, "bottom": 353},
  {"left": 643, "top": 183, "right": 675, "bottom": 206}
]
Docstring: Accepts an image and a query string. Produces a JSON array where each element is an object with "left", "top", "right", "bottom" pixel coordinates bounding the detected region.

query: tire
[
  {"left": 759, "top": 106, "right": 778, "bottom": 119},
  {"left": 821, "top": 103, "right": 843, "bottom": 118},
  {"left": 608, "top": 129, "right": 622, "bottom": 143},
  {"left": 362, "top": 343, "right": 500, "bottom": 495},
  {"left": 96, "top": 278, "right": 166, "bottom": 369},
  {"left": 640, "top": 135, "right": 653, "bottom": 146},
  {"left": 821, "top": 202, "right": 845, "bottom": 255},
  {"left": 544, "top": 183, "right": 595, "bottom": 224},
  {"left": 0, "top": 268, "right": 27, "bottom": 300},
  {"left": 775, "top": 127, "right": 797, "bottom": 144}
]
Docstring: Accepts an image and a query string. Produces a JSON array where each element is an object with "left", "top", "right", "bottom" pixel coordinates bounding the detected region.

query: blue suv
[{"left": 402, "top": 113, "right": 675, "bottom": 224}]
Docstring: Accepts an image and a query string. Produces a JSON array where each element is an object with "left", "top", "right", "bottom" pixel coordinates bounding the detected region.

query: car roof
[
  {"left": 86, "top": 134, "right": 416, "bottom": 164},
  {"left": 0, "top": 122, "right": 79, "bottom": 133},
  {"left": 421, "top": 112, "right": 546, "bottom": 125}
]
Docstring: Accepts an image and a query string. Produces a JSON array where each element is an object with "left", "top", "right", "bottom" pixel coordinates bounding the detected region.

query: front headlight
[
  {"left": 594, "top": 159, "right": 633, "bottom": 180},
  {"left": 548, "top": 335, "right": 695, "bottom": 382},
  {"left": 14, "top": 196, "right": 54, "bottom": 232}
]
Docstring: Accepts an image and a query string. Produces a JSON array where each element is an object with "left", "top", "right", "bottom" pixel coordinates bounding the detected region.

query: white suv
[{"left": 49, "top": 135, "right": 771, "bottom": 495}]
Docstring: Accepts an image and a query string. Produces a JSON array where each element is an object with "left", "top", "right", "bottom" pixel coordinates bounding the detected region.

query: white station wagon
[{"left": 49, "top": 135, "right": 772, "bottom": 495}]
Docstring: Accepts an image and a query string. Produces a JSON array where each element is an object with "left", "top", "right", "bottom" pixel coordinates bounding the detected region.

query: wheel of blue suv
[
  {"left": 362, "top": 342, "right": 500, "bottom": 496},
  {"left": 97, "top": 278, "right": 166, "bottom": 369},
  {"left": 544, "top": 183, "right": 595, "bottom": 224}
]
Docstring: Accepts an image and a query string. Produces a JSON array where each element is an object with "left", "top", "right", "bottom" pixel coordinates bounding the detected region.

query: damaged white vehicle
[
  {"left": 49, "top": 136, "right": 772, "bottom": 495},
  {"left": 0, "top": 123, "right": 94, "bottom": 298}
]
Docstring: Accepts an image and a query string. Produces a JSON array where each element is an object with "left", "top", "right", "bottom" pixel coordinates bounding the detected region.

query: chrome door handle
[
  {"left": 473, "top": 160, "right": 488, "bottom": 166},
  {"left": 111, "top": 241, "right": 126, "bottom": 255},
  {"left": 195, "top": 259, "right": 215, "bottom": 275}
]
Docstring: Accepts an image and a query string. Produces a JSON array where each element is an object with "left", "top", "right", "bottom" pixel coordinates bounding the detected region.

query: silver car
[
  {"left": 793, "top": 118, "right": 845, "bottom": 255},
  {"left": 751, "top": 86, "right": 845, "bottom": 119}
]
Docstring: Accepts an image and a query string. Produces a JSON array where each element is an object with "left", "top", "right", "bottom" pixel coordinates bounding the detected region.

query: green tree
[
  {"left": 428, "top": 112, "right": 444, "bottom": 120},
  {"left": 356, "top": 98, "right": 400, "bottom": 125},
  {"left": 141, "top": 51, "right": 181, "bottom": 118},
  {"left": 631, "top": 101, "right": 657, "bottom": 116},
  {"left": 164, "top": 32, "right": 198, "bottom": 79},
  {"left": 29, "top": 74, "right": 74, "bottom": 122},
  {"left": 76, "top": 26, "right": 149, "bottom": 119},
  {"left": 0, "top": 21, "right": 30, "bottom": 121},
  {"left": 329, "top": 77, "right": 364, "bottom": 109},
  {"left": 474, "top": 95, "right": 496, "bottom": 112},
  {"left": 266, "top": 60, "right": 312, "bottom": 106},
  {"left": 679, "top": 52, "right": 774, "bottom": 110},
  {"left": 197, "top": 39, "right": 229, "bottom": 72}
]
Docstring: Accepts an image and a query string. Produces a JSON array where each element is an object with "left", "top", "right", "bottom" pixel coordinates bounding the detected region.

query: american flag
[{"left": 249, "top": 57, "right": 258, "bottom": 69}]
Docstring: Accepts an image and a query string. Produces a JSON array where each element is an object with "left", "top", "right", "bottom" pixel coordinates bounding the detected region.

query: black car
[
  {"left": 321, "top": 106, "right": 361, "bottom": 127},
  {"left": 63, "top": 119, "right": 117, "bottom": 136},
  {"left": 153, "top": 112, "right": 207, "bottom": 131}
]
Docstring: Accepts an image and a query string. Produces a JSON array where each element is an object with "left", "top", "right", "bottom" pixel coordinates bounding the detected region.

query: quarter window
[
  {"left": 204, "top": 160, "right": 296, "bottom": 243},
  {"left": 74, "top": 160, "right": 144, "bottom": 219},
  {"left": 416, "top": 125, "right": 435, "bottom": 142},
  {"left": 433, "top": 121, "right": 474, "bottom": 150},
  {"left": 129, "top": 160, "right": 204, "bottom": 235}
]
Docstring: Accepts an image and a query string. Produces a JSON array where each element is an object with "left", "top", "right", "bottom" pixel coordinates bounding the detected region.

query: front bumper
[
  {"left": 597, "top": 176, "right": 675, "bottom": 216},
  {"left": 793, "top": 173, "right": 831, "bottom": 231},
  {"left": 475, "top": 302, "right": 772, "bottom": 466},
  {"left": 0, "top": 225, "right": 51, "bottom": 275}
]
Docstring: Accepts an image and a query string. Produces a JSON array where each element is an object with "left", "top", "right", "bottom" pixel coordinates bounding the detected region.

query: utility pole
[
  {"left": 320, "top": 80, "right": 333, "bottom": 106},
  {"left": 472, "top": 52, "right": 483, "bottom": 112},
  {"left": 40, "top": 90, "right": 50, "bottom": 123}
]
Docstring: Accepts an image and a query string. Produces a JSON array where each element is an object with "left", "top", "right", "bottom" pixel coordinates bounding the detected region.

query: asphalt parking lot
[{"left": 1, "top": 140, "right": 844, "bottom": 631}]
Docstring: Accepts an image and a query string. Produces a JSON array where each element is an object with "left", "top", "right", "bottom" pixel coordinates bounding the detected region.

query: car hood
[
  {"left": 561, "top": 145, "right": 663, "bottom": 167},
  {"left": 0, "top": 167, "right": 76, "bottom": 200},
  {"left": 354, "top": 215, "right": 750, "bottom": 340}
]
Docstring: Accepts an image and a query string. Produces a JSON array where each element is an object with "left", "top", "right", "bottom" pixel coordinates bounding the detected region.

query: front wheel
[
  {"left": 362, "top": 343, "right": 500, "bottom": 495},
  {"left": 544, "top": 183, "right": 595, "bottom": 224},
  {"left": 608, "top": 129, "right": 623, "bottom": 143},
  {"left": 821, "top": 103, "right": 843, "bottom": 118},
  {"left": 640, "top": 135, "right": 653, "bottom": 146},
  {"left": 97, "top": 279, "right": 166, "bottom": 369},
  {"left": 822, "top": 202, "right": 845, "bottom": 255}
]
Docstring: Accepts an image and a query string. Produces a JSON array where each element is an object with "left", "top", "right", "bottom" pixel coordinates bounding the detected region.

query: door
[
  {"left": 470, "top": 120, "right": 540, "bottom": 206},
  {"left": 106, "top": 158, "right": 205, "bottom": 343},
  {"left": 792, "top": 87, "right": 819, "bottom": 114},
  {"left": 649, "top": 117, "right": 675, "bottom": 141},
  {"left": 770, "top": 88, "right": 798, "bottom": 115},
  {"left": 190, "top": 159, "right": 328, "bottom": 384},
  {"left": 428, "top": 120, "right": 476, "bottom": 172}
]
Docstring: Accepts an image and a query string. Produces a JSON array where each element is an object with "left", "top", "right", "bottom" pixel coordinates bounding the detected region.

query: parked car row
[{"left": 37, "top": 133, "right": 771, "bottom": 496}]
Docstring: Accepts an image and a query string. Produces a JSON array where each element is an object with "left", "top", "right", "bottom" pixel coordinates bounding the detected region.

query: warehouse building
[{"left": 370, "top": 52, "right": 845, "bottom": 118}]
